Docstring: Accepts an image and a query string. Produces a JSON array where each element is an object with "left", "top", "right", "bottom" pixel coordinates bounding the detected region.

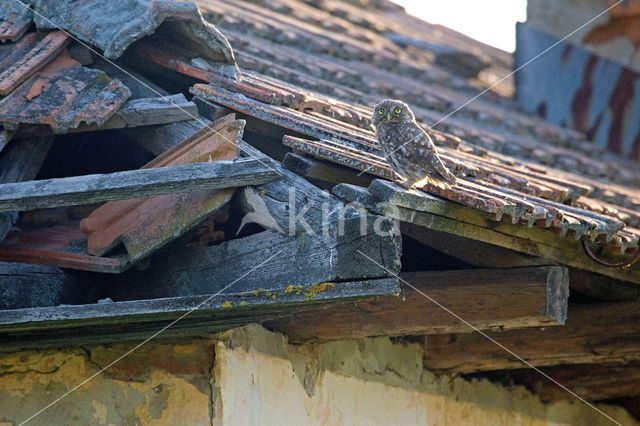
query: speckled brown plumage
[{"left": 372, "top": 99, "right": 457, "bottom": 189}]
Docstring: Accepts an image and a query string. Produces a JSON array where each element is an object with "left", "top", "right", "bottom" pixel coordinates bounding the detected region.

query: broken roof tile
[{"left": 0, "top": 64, "right": 131, "bottom": 132}]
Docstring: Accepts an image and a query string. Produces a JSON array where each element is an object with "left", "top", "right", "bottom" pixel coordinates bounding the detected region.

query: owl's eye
[
  {"left": 394, "top": 108, "right": 402, "bottom": 114},
  {"left": 377, "top": 109, "right": 385, "bottom": 115}
]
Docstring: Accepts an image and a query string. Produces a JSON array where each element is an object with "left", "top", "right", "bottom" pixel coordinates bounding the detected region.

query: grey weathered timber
[
  {"left": 0, "top": 159, "right": 280, "bottom": 212},
  {"left": 265, "top": 265, "right": 569, "bottom": 343},
  {"left": 0, "top": 277, "right": 398, "bottom": 352},
  {"left": 333, "top": 183, "right": 640, "bottom": 285},
  {"left": 33, "top": 0, "right": 236, "bottom": 66},
  {"left": 422, "top": 301, "right": 640, "bottom": 373},
  {"left": 108, "top": 218, "right": 401, "bottom": 300},
  {"left": 0, "top": 262, "right": 82, "bottom": 310},
  {"left": 0, "top": 137, "right": 53, "bottom": 242}
]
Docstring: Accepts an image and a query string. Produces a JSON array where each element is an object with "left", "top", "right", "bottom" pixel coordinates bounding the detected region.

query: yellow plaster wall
[{"left": 0, "top": 325, "right": 636, "bottom": 425}]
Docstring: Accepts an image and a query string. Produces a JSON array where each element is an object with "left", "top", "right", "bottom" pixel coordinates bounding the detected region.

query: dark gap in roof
[
  {"left": 401, "top": 234, "right": 474, "bottom": 272},
  {"left": 465, "top": 365, "right": 640, "bottom": 420},
  {"left": 605, "top": 397, "right": 640, "bottom": 421},
  {"left": 35, "top": 130, "right": 154, "bottom": 180},
  {"left": 0, "top": 267, "right": 111, "bottom": 310},
  {"left": 121, "top": 44, "right": 202, "bottom": 98},
  {"left": 225, "top": 195, "right": 267, "bottom": 240},
  {"left": 241, "top": 115, "right": 309, "bottom": 161}
]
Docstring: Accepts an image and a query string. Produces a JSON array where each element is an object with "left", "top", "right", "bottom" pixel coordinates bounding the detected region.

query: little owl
[{"left": 372, "top": 99, "right": 456, "bottom": 190}]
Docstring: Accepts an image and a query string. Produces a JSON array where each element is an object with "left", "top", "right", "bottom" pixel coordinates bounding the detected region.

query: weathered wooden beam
[
  {"left": 0, "top": 277, "right": 399, "bottom": 352},
  {"left": 422, "top": 302, "right": 640, "bottom": 373},
  {"left": 333, "top": 183, "right": 640, "bottom": 284},
  {"left": 0, "top": 136, "right": 53, "bottom": 242},
  {"left": 0, "top": 159, "right": 280, "bottom": 212},
  {"left": 264, "top": 266, "right": 568, "bottom": 342},
  {"left": 490, "top": 363, "right": 640, "bottom": 402},
  {"left": 108, "top": 217, "right": 401, "bottom": 300}
]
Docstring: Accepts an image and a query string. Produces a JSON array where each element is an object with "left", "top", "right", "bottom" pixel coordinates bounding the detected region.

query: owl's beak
[{"left": 386, "top": 113, "right": 393, "bottom": 121}]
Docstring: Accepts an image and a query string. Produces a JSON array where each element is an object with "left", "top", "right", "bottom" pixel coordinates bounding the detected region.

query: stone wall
[{"left": 0, "top": 324, "right": 636, "bottom": 425}]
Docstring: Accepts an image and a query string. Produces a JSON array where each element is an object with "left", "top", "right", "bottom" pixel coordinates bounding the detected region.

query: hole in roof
[{"left": 36, "top": 130, "right": 154, "bottom": 179}]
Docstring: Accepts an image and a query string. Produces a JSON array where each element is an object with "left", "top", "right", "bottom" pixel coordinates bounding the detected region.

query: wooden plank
[
  {"left": 0, "top": 136, "right": 53, "bottom": 242},
  {"left": 333, "top": 184, "right": 640, "bottom": 284},
  {"left": 0, "top": 159, "right": 280, "bottom": 212},
  {"left": 422, "top": 302, "right": 640, "bottom": 373},
  {"left": 264, "top": 266, "right": 569, "bottom": 342},
  {"left": 107, "top": 218, "right": 401, "bottom": 300},
  {"left": 0, "top": 278, "right": 399, "bottom": 352}
]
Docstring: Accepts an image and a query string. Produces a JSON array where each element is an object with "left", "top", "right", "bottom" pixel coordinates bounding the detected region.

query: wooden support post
[
  {"left": 422, "top": 302, "right": 640, "bottom": 373},
  {"left": 264, "top": 266, "right": 569, "bottom": 342}
]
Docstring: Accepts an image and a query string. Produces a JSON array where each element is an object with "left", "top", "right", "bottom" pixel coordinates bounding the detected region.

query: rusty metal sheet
[
  {"left": 516, "top": 23, "right": 640, "bottom": 162},
  {"left": 79, "top": 115, "right": 242, "bottom": 264},
  {"left": 0, "top": 63, "right": 131, "bottom": 132},
  {"left": 0, "top": 1, "right": 32, "bottom": 42},
  {"left": 33, "top": 0, "right": 236, "bottom": 67}
]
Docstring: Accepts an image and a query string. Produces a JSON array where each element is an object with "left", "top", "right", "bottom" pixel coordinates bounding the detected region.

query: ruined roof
[{"left": 0, "top": 2, "right": 639, "bottom": 411}]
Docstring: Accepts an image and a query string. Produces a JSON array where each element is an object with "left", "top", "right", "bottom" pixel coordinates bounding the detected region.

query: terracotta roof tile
[{"left": 0, "top": 64, "right": 130, "bottom": 132}]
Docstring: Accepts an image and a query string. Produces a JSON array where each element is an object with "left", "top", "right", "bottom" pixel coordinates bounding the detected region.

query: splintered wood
[{"left": 80, "top": 114, "right": 242, "bottom": 263}]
